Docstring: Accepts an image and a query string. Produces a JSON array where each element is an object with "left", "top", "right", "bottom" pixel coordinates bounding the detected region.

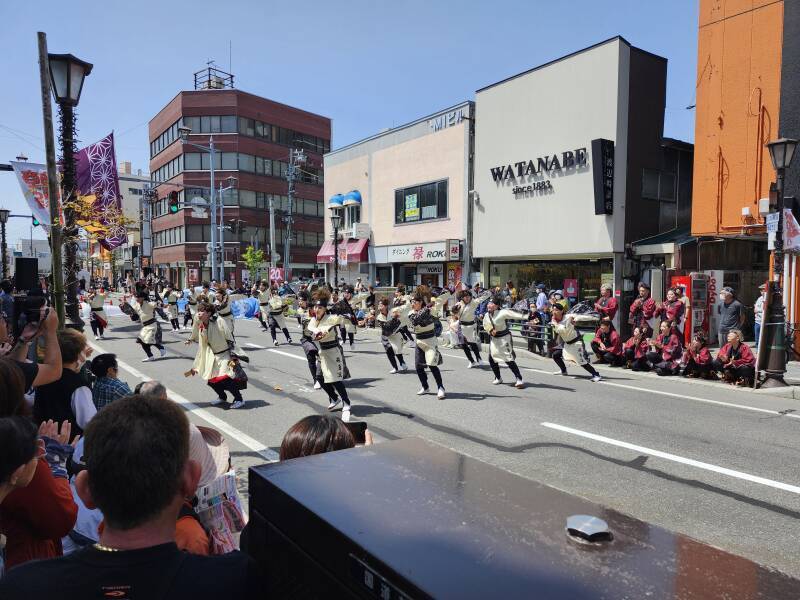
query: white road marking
[
  {"left": 244, "top": 342, "right": 266, "bottom": 349},
  {"left": 267, "top": 348, "right": 306, "bottom": 361},
  {"left": 87, "top": 340, "right": 279, "bottom": 462},
  {"left": 541, "top": 421, "right": 800, "bottom": 495}
]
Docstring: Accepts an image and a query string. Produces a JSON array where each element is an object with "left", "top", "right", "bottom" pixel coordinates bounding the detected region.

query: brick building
[{"left": 148, "top": 79, "right": 330, "bottom": 287}]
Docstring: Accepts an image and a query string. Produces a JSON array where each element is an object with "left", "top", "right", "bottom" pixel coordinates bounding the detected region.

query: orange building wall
[{"left": 691, "top": 0, "right": 783, "bottom": 237}]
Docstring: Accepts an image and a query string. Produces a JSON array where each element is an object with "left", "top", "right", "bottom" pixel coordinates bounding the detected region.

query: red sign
[
  {"left": 269, "top": 267, "right": 284, "bottom": 282},
  {"left": 188, "top": 268, "right": 199, "bottom": 285},
  {"left": 563, "top": 279, "right": 578, "bottom": 299}
]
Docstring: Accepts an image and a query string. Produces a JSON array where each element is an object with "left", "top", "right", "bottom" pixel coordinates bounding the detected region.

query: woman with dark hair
[
  {"left": 681, "top": 333, "right": 712, "bottom": 378},
  {"left": 295, "top": 291, "right": 324, "bottom": 390},
  {"left": 308, "top": 289, "right": 352, "bottom": 421},
  {"left": 482, "top": 296, "right": 527, "bottom": 388},
  {"left": 279, "top": 415, "right": 355, "bottom": 460},
  {"left": 265, "top": 284, "right": 292, "bottom": 346},
  {"left": 408, "top": 289, "right": 446, "bottom": 399},
  {"left": 130, "top": 289, "right": 166, "bottom": 362},
  {"left": 376, "top": 297, "right": 409, "bottom": 374},
  {"left": 0, "top": 356, "right": 29, "bottom": 417},
  {"left": 646, "top": 320, "right": 683, "bottom": 376},
  {"left": 0, "top": 416, "right": 40, "bottom": 505},
  {"left": 185, "top": 301, "right": 246, "bottom": 409},
  {"left": 623, "top": 324, "right": 652, "bottom": 371}
]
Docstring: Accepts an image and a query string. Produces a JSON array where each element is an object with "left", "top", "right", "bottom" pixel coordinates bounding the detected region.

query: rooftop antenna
[{"left": 229, "top": 41, "right": 232, "bottom": 74}]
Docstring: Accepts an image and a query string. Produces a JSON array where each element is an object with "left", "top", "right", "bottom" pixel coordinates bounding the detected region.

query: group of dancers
[{"left": 113, "top": 277, "right": 755, "bottom": 421}]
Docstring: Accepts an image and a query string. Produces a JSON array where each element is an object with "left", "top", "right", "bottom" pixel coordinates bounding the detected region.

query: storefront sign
[
  {"left": 404, "top": 193, "right": 419, "bottom": 220},
  {"left": 337, "top": 245, "right": 348, "bottom": 267},
  {"left": 417, "top": 264, "right": 443, "bottom": 274},
  {"left": 428, "top": 108, "right": 465, "bottom": 132},
  {"left": 188, "top": 268, "right": 199, "bottom": 284},
  {"left": 388, "top": 242, "right": 449, "bottom": 263},
  {"left": 269, "top": 267, "right": 284, "bottom": 282},
  {"left": 591, "top": 138, "right": 615, "bottom": 215},
  {"left": 446, "top": 239, "right": 461, "bottom": 260},
  {"left": 490, "top": 147, "right": 588, "bottom": 183},
  {"left": 447, "top": 262, "right": 463, "bottom": 288}
]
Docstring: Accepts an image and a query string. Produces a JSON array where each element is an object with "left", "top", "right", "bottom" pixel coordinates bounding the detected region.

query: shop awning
[
  {"left": 632, "top": 226, "right": 695, "bottom": 256},
  {"left": 316, "top": 238, "right": 369, "bottom": 263}
]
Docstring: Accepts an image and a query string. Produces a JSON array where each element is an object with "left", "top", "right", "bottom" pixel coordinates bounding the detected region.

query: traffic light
[
  {"left": 31, "top": 216, "right": 40, "bottom": 227},
  {"left": 168, "top": 191, "right": 180, "bottom": 213}
]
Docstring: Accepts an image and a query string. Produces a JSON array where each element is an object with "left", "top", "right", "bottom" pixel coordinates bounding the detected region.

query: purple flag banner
[{"left": 75, "top": 133, "right": 126, "bottom": 250}]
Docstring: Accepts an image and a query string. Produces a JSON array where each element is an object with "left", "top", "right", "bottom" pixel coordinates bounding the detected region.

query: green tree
[{"left": 242, "top": 245, "right": 265, "bottom": 283}]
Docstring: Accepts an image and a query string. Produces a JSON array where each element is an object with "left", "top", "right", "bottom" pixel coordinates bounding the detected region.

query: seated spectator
[
  {"left": 2, "top": 307, "right": 62, "bottom": 390},
  {"left": 681, "top": 333, "right": 712, "bottom": 378},
  {"left": 0, "top": 394, "right": 261, "bottom": 598},
  {"left": 623, "top": 324, "right": 651, "bottom": 371},
  {"left": 0, "top": 416, "right": 40, "bottom": 505},
  {"left": 90, "top": 354, "right": 132, "bottom": 410},
  {"left": 646, "top": 321, "right": 683, "bottom": 376},
  {"left": 280, "top": 414, "right": 357, "bottom": 460},
  {"left": 33, "top": 329, "right": 96, "bottom": 436},
  {"left": 712, "top": 328, "right": 756, "bottom": 385},
  {"left": 591, "top": 318, "right": 624, "bottom": 366}
]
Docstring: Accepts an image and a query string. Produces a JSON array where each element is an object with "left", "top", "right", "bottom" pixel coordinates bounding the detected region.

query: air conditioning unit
[{"left": 351, "top": 223, "right": 370, "bottom": 239}]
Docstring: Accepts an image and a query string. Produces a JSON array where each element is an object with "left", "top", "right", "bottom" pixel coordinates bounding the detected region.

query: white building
[
  {"left": 117, "top": 161, "right": 149, "bottom": 276},
  {"left": 12, "top": 238, "right": 52, "bottom": 274}
]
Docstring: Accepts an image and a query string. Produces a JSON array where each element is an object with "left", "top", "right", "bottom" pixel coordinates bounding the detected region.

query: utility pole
[
  {"left": 36, "top": 32, "right": 65, "bottom": 327},
  {"left": 268, "top": 195, "right": 277, "bottom": 271},
  {"left": 284, "top": 148, "right": 306, "bottom": 281},
  {"left": 218, "top": 180, "right": 224, "bottom": 283}
]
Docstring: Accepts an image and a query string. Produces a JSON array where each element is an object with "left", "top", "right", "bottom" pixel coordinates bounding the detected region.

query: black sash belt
[
  {"left": 213, "top": 347, "right": 229, "bottom": 355},
  {"left": 142, "top": 318, "right": 156, "bottom": 326},
  {"left": 320, "top": 340, "right": 340, "bottom": 350},
  {"left": 460, "top": 320, "right": 475, "bottom": 326},
  {"left": 260, "top": 302, "right": 269, "bottom": 306},
  {"left": 218, "top": 311, "right": 231, "bottom": 317},
  {"left": 270, "top": 311, "right": 283, "bottom": 316},
  {"left": 91, "top": 307, "right": 103, "bottom": 312},
  {"left": 188, "top": 301, "right": 197, "bottom": 305},
  {"left": 494, "top": 329, "right": 511, "bottom": 337},
  {"left": 168, "top": 302, "right": 177, "bottom": 305},
  {"left": 565, "top": 336, "right": 581, "bottom": 345},
  {"left": 416, "top": 331, "right": 435, "bottom": 340}
]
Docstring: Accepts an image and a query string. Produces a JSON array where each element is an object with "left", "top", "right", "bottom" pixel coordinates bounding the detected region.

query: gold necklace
[{"left": 94, "top": 542, "right": 121, "bottom": 552}]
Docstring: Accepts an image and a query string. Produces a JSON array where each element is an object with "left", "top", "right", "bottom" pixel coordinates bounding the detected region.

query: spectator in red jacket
[
  {"left": 629, "top": 282, "right": 656, "bottom": 328},
  {"left": 623, "top": 324, "right": 652, "bottom": 371},
  {"left": 712, "top": 329, "right": 756, "bottom": 385},
  {"left": 590, "top": 318, "right": 623, "bottom": 366},
  {"left": 594, "top": 284, "right": 618, "bottom": 321},
  {"left": 646, "top": 321, "right": 684, "bottom": 376},
  {"left": 0, "top": 358, "right": 79, "bottom": 570},
  {"left": 654, "top": 288, "right": 685, "bottom": 334},
  {"left": 681, "top": 333, "right": 712, "bottom": 378}
]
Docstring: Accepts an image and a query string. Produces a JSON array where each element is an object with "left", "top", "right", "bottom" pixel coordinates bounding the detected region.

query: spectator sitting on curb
[
  {"left": 0, "top": 394, "right": 262, "bottom": 598},
  {"left": 90, "top": 354, "right": 132, "bottom": 410}
]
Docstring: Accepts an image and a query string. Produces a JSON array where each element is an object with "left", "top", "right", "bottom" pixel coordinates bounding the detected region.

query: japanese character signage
[
  {"left": 388, "top": 241, "right": 458, "bottom": 263},
  {"left": 591, "top": 138, "right": 615, "bottom": 215},
  {"left": 404, "top": 193, "right": 419, "bottom": 221},
  {"left": 11, "top": 161, "right": 55, "bottom": 226}
]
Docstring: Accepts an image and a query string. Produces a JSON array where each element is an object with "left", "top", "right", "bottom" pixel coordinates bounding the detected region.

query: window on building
[
  {"left": 221, "top": 152, "right": 238, "bottom": 171},
  {"left": 394, "top": 180, "right": 447, "bottom": 224},
  {"left": 345, "top": 205, "right": 361, "bottom": 228}
]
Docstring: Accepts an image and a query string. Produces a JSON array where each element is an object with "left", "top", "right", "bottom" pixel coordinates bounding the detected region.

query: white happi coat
[
  {"left": 88, "top": 293, "right": 108, "bottom": 327},
  {"left": 165, "top": 290, "right": 180, "bottom": 319},
  {"left": 308, "top": 313, "right": 348, "bottom": 383},
  {"left": 130, "top": 298, "right": 160, "bottom": 345},
  {"left": 483, "top": 309, "right": 526, "bottom": 362},
  {"left": 190, "top": 316, "right": 236, "bottom": 381},
  {"left": 551, "top": 314, "right": 589, "bottom": 366}
]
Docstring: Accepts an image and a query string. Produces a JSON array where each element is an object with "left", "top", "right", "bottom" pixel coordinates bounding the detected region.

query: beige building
[
  {"left": 116, "top": 161, "right": 149, "bottom": 276},
  {"left": 321, "top": 102, "right": 473, "bottom": 288}
]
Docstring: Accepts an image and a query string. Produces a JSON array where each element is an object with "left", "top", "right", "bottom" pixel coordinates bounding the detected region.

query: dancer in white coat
[
  {"left": 376, "top": 297, "right": 409, "bottom": 374},
  {"left": 130, "top": 289, "right": 166, "bottom": 362},
  {"left": 184, "top": 301, "right": 246, "bottom": 409},
  {"left": 408, "top": 290, "right": 446, "bottom": 399},
  {"left": 550, "top": 303, "right": 602, "bottom": 382},
  {"left": 482, "top": 296, "right": 527, "bottom": 388},
  {"left": 87, "top": 286, "right": 108, "bottom": 340},
  {"left": 455, "top": 287, "right": 488, "bottom": 368},
  {"left": 308, "top": 289, "right": 352, "bottom": 422},
  {"left": 164, "top": 284, "right": 180, "bottom": 331}
]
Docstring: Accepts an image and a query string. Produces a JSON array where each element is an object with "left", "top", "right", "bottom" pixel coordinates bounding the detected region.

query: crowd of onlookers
[{"left": 0, "top": 275, "right": 375, "bottom": 597}]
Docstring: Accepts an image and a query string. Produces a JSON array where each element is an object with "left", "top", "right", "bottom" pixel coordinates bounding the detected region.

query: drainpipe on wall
[{"left": 463, "top": 109, "right": 476, "bottom": 287}]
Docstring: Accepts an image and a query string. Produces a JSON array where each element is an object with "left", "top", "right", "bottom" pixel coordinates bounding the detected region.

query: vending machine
[{"left": 671, "top": 273, "right": 710, "bottom": 345}]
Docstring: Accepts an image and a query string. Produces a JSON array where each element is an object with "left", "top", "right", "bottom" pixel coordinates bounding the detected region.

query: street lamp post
[
  {"left": 48, "top": 52, "right": 92, "bottom": 331},
  {"left": 330, "top": 210, "right": 342, "bottom": 289},
  {"left": 216, "top": 176, "right": 237, "bottom": 283},
  {"left": 179, "top": 126, "right": 219, "bottom": 282},
  {"left": 762, "top": 137, "right": 799, "bottom": 388},
  {"left": 0, "top": 209, "right": 9, "bottom": 279}
]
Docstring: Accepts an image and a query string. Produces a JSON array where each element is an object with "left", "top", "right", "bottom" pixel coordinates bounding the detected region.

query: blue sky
[{"left": 0, "top": 0, "right": 699, "bottom": 245}]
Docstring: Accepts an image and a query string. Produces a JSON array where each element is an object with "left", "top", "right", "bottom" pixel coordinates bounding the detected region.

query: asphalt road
[{"left": 87, "top": 311, "right": 800, "bottom": 579}]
